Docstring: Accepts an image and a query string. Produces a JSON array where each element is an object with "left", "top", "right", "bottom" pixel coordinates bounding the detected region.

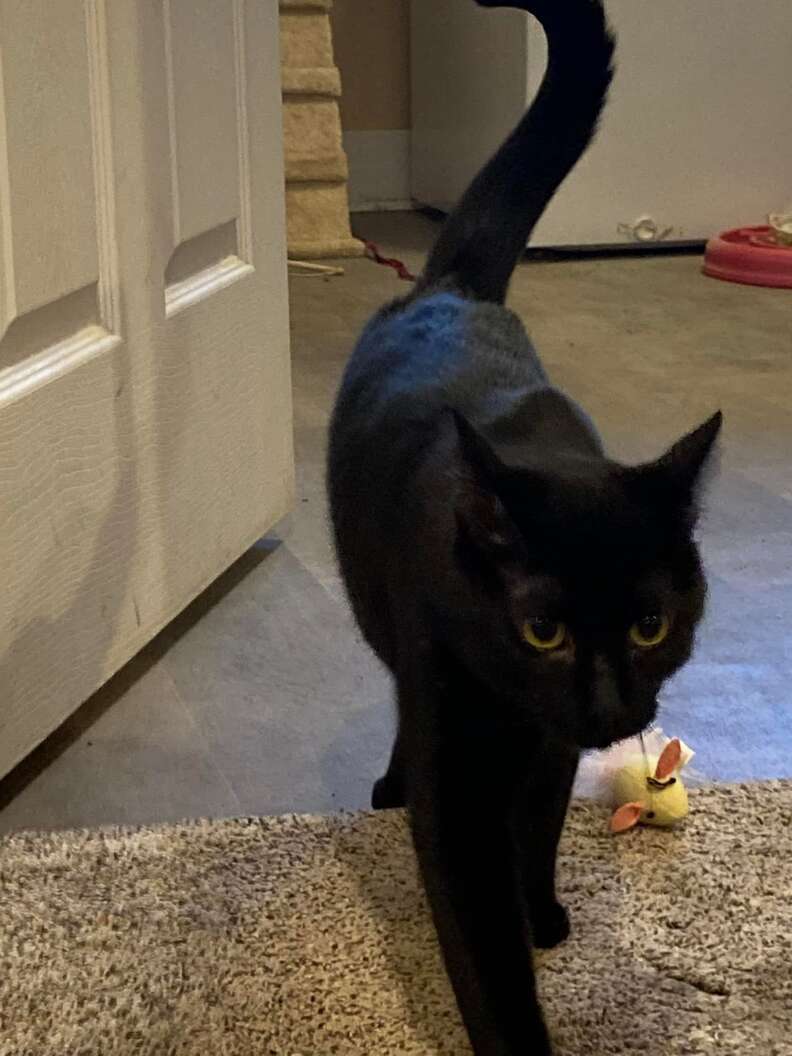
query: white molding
[
  {"left": 0, "top": 326, "right": 121, "bottom": 407},
  {"left": 232, "top": 0, "right": 253, "bottom": 263},
  {"left": 165, "top": 256, "right": 253, "bottom": 318},
  {"left": 85, "top": 0, "right": 121, "bottom": 335},
  {"left": 343, "top": 130, "right": 413, "bottom": 213}
]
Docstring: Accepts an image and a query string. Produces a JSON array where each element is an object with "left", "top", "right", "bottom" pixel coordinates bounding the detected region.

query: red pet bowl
[{"left": 703, "top": 226, "right": 792, "bottom": 289}]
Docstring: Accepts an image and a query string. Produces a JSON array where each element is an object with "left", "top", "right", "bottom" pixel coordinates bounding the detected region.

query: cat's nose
[
  {"left": 586, "top": 655, "right": 658, "bottom": 747},
  {"left": 590, "top": 655, "right": 622, "bottom": 722},
  {"left": 577, "top": 656, "right": 623, "bottom": 747}
]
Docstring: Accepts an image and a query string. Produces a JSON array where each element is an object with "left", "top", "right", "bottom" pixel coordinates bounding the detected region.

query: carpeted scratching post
[{"left": 279, "top": 0, "right": 363, "bottom": 259}]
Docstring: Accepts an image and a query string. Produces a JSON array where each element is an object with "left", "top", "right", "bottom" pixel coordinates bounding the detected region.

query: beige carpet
[{"left": 1, "top": 784, "right": 790, "bottom": 1056}]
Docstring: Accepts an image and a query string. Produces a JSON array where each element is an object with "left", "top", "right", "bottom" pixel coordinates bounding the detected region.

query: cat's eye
[
  {"left": 629, "top": 614, "right": 670, "bottom": 649},
  {"left": 523, "top": 619, "right": 567, "bottom": 651}
]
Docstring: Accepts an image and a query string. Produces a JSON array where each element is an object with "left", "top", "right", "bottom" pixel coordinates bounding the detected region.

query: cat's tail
[{"left": 415, "top": 0, "right": 615, "bottom": 304}]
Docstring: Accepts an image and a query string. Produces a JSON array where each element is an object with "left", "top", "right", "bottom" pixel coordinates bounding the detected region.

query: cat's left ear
[
  {"left": 656, "top": 411, "right": 723, "bottom": 498},
  {"left": 627, "top": 411, "right": 722, "bottom": 515}
]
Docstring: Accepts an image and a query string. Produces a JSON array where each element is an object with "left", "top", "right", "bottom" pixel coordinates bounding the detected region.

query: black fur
[{"left": 327, "top": 2, "right": 721, "bottom": 1052}]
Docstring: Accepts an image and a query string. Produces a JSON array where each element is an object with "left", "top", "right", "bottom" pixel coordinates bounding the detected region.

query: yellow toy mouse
[{"left": 609, "top": 736, "right": 693, "bottom": 834}]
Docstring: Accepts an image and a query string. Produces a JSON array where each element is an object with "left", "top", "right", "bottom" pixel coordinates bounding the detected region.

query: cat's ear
[
  {"left": 450, "top": 411, "right": 518, "bottom": 554},
  {"left": 655, "top": 411, "right": 723, "bottom": 498},
  {"left": 626, "top": 411, "right": 722, "bottom": 517},
  {"left": 451, "top": 410, "right": 504, "bottom": 480}
]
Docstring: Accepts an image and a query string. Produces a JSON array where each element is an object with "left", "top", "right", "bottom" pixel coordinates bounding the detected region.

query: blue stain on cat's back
[
  {"left": 343, "top": 292, "right": 548, "bottom": 418},
  {"left": 347, "top": 293, "right": 473, "bottom": 387}
]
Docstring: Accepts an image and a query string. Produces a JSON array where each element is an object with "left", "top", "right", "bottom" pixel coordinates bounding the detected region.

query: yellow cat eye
[
  {"left": 629, "top": 614, "right": 670, "bottom": 649},
  {"left": 523, "top": 619, "right": 567, "bottom": 652}
]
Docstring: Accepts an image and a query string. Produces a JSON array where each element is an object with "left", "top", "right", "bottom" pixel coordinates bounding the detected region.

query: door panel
[
  {"left": 164, "top": 0, "right": 243, "bottom": 247},
  {"left": 0, "top": 0, "right": 292, "bottom": 779},
  {"left": 1, "top": 1, "right": 99, "bottom": 324},
  {"left": 162, "top": 0, "right": 254, "bottom": 312},
  {"left": 0, "top": 0, "right": 117, "bottom": 371}
]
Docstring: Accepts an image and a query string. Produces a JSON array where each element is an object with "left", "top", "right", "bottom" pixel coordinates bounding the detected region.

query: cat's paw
[
  {"left": 530, "top": 901, "right": 571, "bottom": 950},
  {"left": 371, "top": 776, "right": 406, "bottom": 810}
]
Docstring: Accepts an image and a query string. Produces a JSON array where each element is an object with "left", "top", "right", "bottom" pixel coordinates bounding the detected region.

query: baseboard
[
  {"left": 343, "top": 130, "right": 413, "bottom": 213},
  {"left": 350, "top": 199, "right": 414, "bottom": 214}
]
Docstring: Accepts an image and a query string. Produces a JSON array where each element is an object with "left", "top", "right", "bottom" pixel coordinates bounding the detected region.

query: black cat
[{"left": 327, "top": 1, "right": 721, "bottom": 1052}]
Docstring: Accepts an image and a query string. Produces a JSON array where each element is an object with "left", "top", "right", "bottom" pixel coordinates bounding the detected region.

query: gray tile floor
[{"left": 1, "top": 212, "right": 790, "bottom": 834}]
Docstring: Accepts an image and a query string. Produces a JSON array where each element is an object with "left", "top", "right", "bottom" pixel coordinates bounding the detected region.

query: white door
[{"left": 0, "top": 1, "right": 293, "bottom": 778}]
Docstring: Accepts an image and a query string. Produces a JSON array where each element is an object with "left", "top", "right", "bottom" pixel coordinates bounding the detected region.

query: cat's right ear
[
  {"left": 451, "top": 410, "right": 503, "bottom": 480},
  {"left": 449, "top": 411, "right": 518, "bottom": 554}
]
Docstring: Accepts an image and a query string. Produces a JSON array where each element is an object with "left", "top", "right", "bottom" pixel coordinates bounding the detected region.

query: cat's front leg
[
  {"left": 402, "top": 696, "right": 553, "bottom": 1055},
  {"left": 512, "top": 741, "right": 579, "bottom": 950},
  {"left": 372, "top": 730, "right": 406, "bottom": 809}
]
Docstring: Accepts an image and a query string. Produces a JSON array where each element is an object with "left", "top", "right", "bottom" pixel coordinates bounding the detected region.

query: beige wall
[{"left": 331, "top": 0, "right": 410, "bottom": 132}]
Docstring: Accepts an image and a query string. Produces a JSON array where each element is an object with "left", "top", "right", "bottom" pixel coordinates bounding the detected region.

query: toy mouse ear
[
  {"left": 655, "top": 738, "right": 682, "bottom": 781},
  {"left": 610, "top": 802, "right": 643, "bottom": 834}
]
